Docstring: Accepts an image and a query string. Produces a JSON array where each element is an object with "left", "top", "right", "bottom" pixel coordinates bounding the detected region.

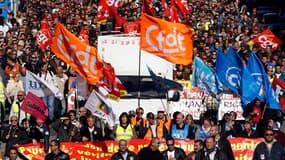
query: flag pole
[{"left": 138, "top": 49, "right": 142, "bottom": 107}]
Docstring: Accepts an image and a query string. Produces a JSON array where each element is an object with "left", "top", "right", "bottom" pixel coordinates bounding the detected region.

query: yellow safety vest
[
  {"left": 0, "top": 82, "right": 5, "bottom": 104},
  {"left": 115, "top": 124, "right": 134, "bottom": 141}
]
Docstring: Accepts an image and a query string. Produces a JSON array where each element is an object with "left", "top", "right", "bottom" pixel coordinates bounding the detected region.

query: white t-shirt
[{"left": 167, "top": 150, "right": 175, "bottom": 159}]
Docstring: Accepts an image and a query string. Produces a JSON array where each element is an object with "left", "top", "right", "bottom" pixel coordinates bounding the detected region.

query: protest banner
[
  {"left": 218, "top": 93, "right": 244, "bottom": 120},
  {"left": 18, "top": 138, "right": 262, "bottom": 160}
]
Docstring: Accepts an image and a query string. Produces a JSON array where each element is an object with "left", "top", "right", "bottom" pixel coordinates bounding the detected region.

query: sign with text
[
  {"left": 18, "top": 138, "right": 262, "bottom": 160},
  {"left": 218, "top": 93, "right": 244, "bottom": 120}
]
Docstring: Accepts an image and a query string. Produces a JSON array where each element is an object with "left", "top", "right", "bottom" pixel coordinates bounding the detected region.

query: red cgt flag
[
  {"left": 36, "top": 17, "right": 52, "bottom": 50},
  {"left": 21, "top": 92, "right": 48, "bottom": 122},
  {"left": 251, "top": 28, "right": 283, "bottom": 51},
  {"left": 97, "top": 62, "right": 127, "bottom": 101}
]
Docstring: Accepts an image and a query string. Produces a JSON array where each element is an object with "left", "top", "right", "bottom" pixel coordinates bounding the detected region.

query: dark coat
[
  {"left": 111, "top": 150, "right": 138, "bottom": 160},
  {"left": 2, "top": 126, "right": 31, "bottom": 156},
  {"left": 162, "top": 147, "right": 186, "bottom": 160},
  {"left": 216, "top": 137, "right": 235, "bottom": 160},
  {"left": 80, "top": 125, "right": 103, "bottom": 141},
  {"left": 253, "top": 141, "right": 285, "bottom": 160},
  {"left": 195, "top": 148, "right": 228, "bottom": 160},
  {"left": 52, "top": 120, "right": 81, "bottom": 142},
  {"left": 45, "top": 150, "right": 70, "bottom": 160},
  {"left": 137, "top": 146, "right": 164, "bottom": 160}
]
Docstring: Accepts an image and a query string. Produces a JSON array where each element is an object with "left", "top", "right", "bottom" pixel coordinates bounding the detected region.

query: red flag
[
  {"left": 142, "top": 0, "right": 155, "bottom": 16},
  {"left": 123, "top": 20, "right": 140, "bottom": 34},
  {"left": 97, "top": 0, "right": 110, "bottom": 23},
  {"left": 176, "top": 0, "right": 190, "bottom": 15},
  {"left": 79, "top": 28, "right": 89, "bottom": 44},
  {"left": 251, "top": 28, "right": 283, "bottom": 51},
  {"left": 21, "top": 92, "right": 48, "bottom": 122},
  {"left": 170, "top": 0, "right": 180, "bottom": 22},
  {"left": 97, "top": 62, "right": 127, "bottom": 101},
  {"left": 162, "top": 0, "right": 170, "bottom": 17},
  {"left": 36, "top": 17, "right": 52, "bottom": 50}
]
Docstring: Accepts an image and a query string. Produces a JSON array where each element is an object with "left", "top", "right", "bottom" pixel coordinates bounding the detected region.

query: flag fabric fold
[
  {"left": 247, "top": 52, "right": 280, "bottom": 110},
  {"left": 147, "top": 65, "right": 183, "bottom": 93},
  {"left": 140, "top": 13, "right": 193, "bottom": 65},
  {"left": 51, "top": 23, "right": 104, "bottom": 85},
  {"left": 192, "top": 56, "right": 223, "bottom": 98},
  {"left": 26, "top": 70, "right": 63, "bottom": 100}
]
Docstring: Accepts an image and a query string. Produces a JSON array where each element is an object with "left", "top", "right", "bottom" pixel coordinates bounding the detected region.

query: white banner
[
  {"left": 218, "top": 94, "right": 244, "bottom": 120},
  {"left": 25, "top": 71, "right": 63, "bottom": 99},
  {"left": 85, "top": 90, "right": 115, "bottom": 127},
  {"left": 169, "top": 89, "right": 206, "bottom": 120}
]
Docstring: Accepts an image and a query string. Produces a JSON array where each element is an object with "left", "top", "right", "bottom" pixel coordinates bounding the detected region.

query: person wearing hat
[
  {"left": 253, "top": 127, "right": 284, "bottom": 160},
  {"left": 51, "top": 113, "right": 80, "bottom": 142}
]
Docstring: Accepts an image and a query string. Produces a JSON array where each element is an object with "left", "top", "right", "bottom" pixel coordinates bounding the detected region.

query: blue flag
[
  {"left": 241, "top": 64, "right": 261, "bottom": 106},
  {"left": 247, "top": 52, "right": 280, "bottom": 110},
  {"left": 216, "top": 47, "right": 259, "bottom": 106},
  {"left": 216, "top": 47, "right": 242, "bottom": 95},
  {"left": 192, "top": 56, "right": 223, "bottom": 98},
  {"left": 147, "top": 66, "right": 183, "bottom": 93}
]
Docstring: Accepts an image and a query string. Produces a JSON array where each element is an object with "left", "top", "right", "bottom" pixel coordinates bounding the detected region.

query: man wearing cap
[{"left": 253, "top": 127, "right": 284, "bottom": 160}]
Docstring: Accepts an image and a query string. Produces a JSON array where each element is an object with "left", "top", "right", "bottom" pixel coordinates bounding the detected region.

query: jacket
[
  {"left": 162, "top": 147, "right": 186, "bottom": 160},
  {"left": 111, "top": 150, "right": 138, "bottom": 160},
  {"left": 195, "top": 148, "right": 227, "bottom": 160},
  {"left": 80, "top": 125, "right": 103, "bottom": 141},
  {"left": 45, "top": 150, "right": 70, "bottom": 160},
  {"left": 253, "top": 141, "right": 285, "bottom": 160},
  {"left": 2, "top": 126, "right": 31, "bottom": 156}
]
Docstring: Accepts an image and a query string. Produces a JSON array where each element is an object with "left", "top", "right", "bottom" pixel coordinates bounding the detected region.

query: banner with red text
[{"left": 18, "top": 138, "right": 262, "bottom": 160}]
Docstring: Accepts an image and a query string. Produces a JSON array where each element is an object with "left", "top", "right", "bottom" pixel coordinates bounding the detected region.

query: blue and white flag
[
  {"left": 241, "top": 64, "right": 261, "bottom": 106},
  {"left": 192, "top": 56, "right": 223, "bottom": 98},
  {"left": 216, "top": 47, "right": 242, "bottom": 95},
  {"left": 147, "top": 66, "right": 183, "bottom": 93},
  {"left": 25, "top": 70, "right": 63, "bottom": 100},
  {"left": 216, "top": 47, "right": 259, "bottom": 106},
  {"left": 247, "top": 52, "right": 280, "bottom": 110}
]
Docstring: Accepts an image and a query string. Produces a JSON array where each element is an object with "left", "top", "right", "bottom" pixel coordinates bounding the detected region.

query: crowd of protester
[{"left": 0, "top": 0, "right": 284, "bottom": 159}]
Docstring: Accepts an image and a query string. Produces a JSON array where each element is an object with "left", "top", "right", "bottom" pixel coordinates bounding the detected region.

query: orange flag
[
  {"left": 51, "top": 23, "right": 103, "bottom": 85},
  {"left": 140, "top": 12, "right": 193, "bottom": 65},
  {"left": 37, "top": 17, "right": 52, "bottom": 50}
]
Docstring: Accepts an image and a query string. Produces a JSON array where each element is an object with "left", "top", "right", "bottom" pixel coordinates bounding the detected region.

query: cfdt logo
[{"left": 145, "top": 25, "right": 186, "bottom": 54}]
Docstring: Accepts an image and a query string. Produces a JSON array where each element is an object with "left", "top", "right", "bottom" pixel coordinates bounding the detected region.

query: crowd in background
[{"left": 0, "top": 0, "right": 284, "bottom": 159}]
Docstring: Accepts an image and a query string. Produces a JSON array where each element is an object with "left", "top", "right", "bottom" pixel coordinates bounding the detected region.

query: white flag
[
  {"left": 85, "top": 90, "right": 115, "bottom": 127},
  {"left": 25, "top": 70, "right": 63, "bottom": 100}
]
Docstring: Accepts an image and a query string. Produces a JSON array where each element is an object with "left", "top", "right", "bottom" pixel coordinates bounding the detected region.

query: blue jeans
[
  {"left": 43, "top": 95, "right": 55, "bottom": 121},
  {"left": 60, "top": 98, "right": 66, "bottom": 115}
]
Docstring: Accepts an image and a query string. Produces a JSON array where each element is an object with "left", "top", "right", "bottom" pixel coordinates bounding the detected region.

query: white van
[{"left": 97, "top": 35, "right": 175, "bottom": 119}]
